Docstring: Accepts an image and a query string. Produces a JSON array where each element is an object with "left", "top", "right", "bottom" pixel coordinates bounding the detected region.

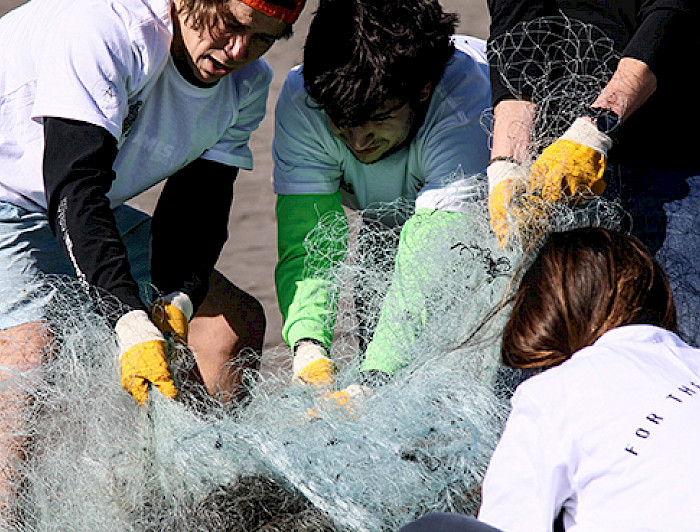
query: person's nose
[
  {"left": 224, "top": 32, "right": 251, "bottom": 62},
  {"left": 344, "top": 124, "right": 374, "bottom": 151}
]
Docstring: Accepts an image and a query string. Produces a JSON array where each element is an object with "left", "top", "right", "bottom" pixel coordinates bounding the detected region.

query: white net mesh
[
  {"left": 0, "top": 188, "right": 627, "bottom": 531},
  {"left": 485, "top": 15, "right": 620, "bottom": 154}
]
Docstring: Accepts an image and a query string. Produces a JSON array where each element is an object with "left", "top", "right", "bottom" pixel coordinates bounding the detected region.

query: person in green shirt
[{"left": 272, "top": 0, "right": 492, "bottom": 389}]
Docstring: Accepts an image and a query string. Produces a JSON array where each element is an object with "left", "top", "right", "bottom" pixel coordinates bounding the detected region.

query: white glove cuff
[
  {"left": 561, "top": 117, "right": 612, "bottom": 155},
  {"left": 293, "top": 342, "right": 330, "bottom": 376},
  {"left": 344, "top": 383, "right": 372, "bottom": 400},
  {"left": 115, "top": 309, "right": 165, "bottom": 352},
  {"left": 487, "top": 160, "right": 526, "bottom": 194},
  {"left": 161, "top": 291, "right": 194, "bottom": 321}
]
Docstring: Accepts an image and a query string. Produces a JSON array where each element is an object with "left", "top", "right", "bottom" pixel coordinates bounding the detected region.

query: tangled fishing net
[
  {"left": 486, "top": 14, "right": 620, "bottom": 151},
  {"left": 0, "top": 195, "right": 628, "bottom": 531},
  {"left": 1, "top": 15, "right": 698, "bottom": 531}
]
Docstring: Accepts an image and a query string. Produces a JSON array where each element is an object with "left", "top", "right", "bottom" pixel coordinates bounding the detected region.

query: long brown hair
[{"left": 502, "top": 227, "right": 676, "bottom": 370}]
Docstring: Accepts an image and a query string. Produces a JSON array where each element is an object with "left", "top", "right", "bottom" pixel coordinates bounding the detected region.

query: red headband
[{"left": 240, "top": 0, "right": 306, "bottom": 23}]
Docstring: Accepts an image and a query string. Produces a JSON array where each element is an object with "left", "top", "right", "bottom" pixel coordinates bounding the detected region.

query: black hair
[{"left": 302, "top": 0, "right": 458, "bottom": 127}]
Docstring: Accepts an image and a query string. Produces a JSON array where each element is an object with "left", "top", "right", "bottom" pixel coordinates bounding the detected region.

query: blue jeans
[
  {"left": 0, "top": 202, "right": 152, "bottom": 330},
  {"left": 605, "top": 166, "right": 700, "bottom": 346}
]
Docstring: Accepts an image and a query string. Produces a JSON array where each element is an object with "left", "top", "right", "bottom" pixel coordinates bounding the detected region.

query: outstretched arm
[
  {"left": 275, "top": 192, "right": 348, "bottom": 384},
  {"left": 43, "top": 117, "right": 177, "bottom": 405}
]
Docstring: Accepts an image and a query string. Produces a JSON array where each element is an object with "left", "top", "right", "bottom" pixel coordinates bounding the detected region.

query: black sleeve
[
  {"left": 43, "top": 117, "right": 146, "bottom": 318},
  {"left": 488, "top": 0, "right": 695, "bottom": 106},
  {"left": 624, "top": 0, "right": 695, "bottom": 81},
  {"left": 150, "top": 158, "right": 238, "bottom": 312},
  {"left": 486, "top": 0, "right": 549, "bottom": 106}
]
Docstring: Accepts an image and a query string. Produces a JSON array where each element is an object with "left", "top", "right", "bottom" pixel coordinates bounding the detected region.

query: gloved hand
[
  {"left": 149, "top": 291, "right": 193, "bottom": 343},
  {"left": 487, "top": 158, "right": 528, "bottom": 247},
  {"left": 529, "top": 117, "right": 612, "bottom": 202},
  {"left": 293, "top": 341, "right": 335, "bottom": 386},
  {"left": 307, "top": 383, "right": 372, "bottom": 421},
  {"left": 116, "top": 309, "right": 178, "bottom": 406},
  {"left": 326, "top": 383, "right": 372, "bottom": 409}
]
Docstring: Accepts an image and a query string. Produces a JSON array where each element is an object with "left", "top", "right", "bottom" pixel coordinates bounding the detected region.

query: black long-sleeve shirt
[
  {"left": 487, "top": 0, "right": 699, "bottom": 170},
  {"left": 44, "top": 117, "right": 236, "bottom": 322}
]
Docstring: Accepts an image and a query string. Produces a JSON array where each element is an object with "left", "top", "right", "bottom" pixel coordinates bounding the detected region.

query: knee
[
  {"left": 234, "top": 291, "right": 266, "bottom": 347},
  {"left": 0, "top": 322, "right": 51, "bottom": 371},
  {"left": 192, "top": 273, "right": 266, "bottom": 355}
]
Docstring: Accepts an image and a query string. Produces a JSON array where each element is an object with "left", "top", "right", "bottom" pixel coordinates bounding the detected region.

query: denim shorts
[{"left": 0, "top": 201, "right": 152, "bottom": 330}]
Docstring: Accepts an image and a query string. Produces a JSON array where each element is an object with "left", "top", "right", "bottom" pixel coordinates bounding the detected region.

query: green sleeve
[
  {"left": 360, "top": 209, "right": 472, "bottom": 375},
  {"left": 275, "top": 192, "right": 348, "bottom": 350}
]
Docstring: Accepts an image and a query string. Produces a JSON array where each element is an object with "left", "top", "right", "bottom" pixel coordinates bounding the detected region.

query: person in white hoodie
[
  {"left": 0, "top": 0, "right": 304, "bottom": 522},
  {"left": 403, "top": 226, "right": 700, "bottom": 531}
]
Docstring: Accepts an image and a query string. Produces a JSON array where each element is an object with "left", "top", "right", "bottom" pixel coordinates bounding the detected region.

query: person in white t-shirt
[
  {"left": 401, "top": 226, "right": 700, "bottom": 531},
  {"left": 0, "top": 0, "right": 305, "bottom": 521},
  {"left": 477, "top": 227, "right": 700, "bottom": 531},
  {"left": 272, "top": 0, "right": 492, "bottom": 392}
]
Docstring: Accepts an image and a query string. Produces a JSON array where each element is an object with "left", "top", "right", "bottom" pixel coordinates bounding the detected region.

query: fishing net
[
  {"left": 0, "top": 15, "right": 698, "bottom": 532},
  {"left": 0, "top": 189, "right": 628, "bottom": 531},
  {"left": 486, "top": 14, "right": 620, "bottom": 153}
]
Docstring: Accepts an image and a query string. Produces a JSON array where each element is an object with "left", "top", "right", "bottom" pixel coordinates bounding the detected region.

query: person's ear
[{"left": 418, "top": 83, "right": 433, "bottom": 103}]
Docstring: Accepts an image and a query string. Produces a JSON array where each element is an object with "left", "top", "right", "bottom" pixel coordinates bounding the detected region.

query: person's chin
[
  {"left": 198, "top": 59, "right": 238, "bottom": 83},
  {"left": 351, "top": 145, "right": 386, "bottom": 164},
  {"left": 191, "top": 67, "right": 221, "bottom": 85}
]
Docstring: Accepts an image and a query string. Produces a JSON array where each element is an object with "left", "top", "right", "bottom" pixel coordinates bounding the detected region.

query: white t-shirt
[
  {"left": 272, "top": 36, "right": 491, "bottom": 214},
  {"left": 0, "top": 0, "right": 271, "bottom": 211},
  {"left": 478, "top": 325, "right": 700, "bottom": 532}
]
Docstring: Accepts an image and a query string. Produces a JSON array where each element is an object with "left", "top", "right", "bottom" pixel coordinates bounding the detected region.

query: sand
[{"left": 0, "top": 0, "right": 491, "bottom": 364}]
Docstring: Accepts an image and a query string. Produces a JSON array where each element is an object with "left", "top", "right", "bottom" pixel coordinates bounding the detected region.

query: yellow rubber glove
[
  {"left": 487, "top": 159, "right": 528, "bottom": 247},
  {"left": 529, "top": 117, "right": 612, "bottom": 202},
  {"left": 293, "top": 341, "right": 335, "bottom": 386},
  {"left": 116, "top": 309, "right": 178, "bottom": 406},
  {"left": 326, "top": 383, "right": 371, "bottom": 409},
  {"left": 149, "top": 291, "right": 193, "bottom": 342},
  {"left": 307, "top": 384, "right": 372, "bottom": 421}
]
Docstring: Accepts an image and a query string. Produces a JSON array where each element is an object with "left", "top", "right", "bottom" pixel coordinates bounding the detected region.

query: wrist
[
  {"left": 160, "top": 291, "right": 193, "bottom": 321},
  {"left": 293, "top": 340, "right": 334, "bottom": 385},
  {"left": 115, "top": 309, "right": 164, "bottom": 352},
  {"left": 581, "top": 107, "right": 620, "bottom": 137},
  {"left": 561, "top": 117, "right": 613, "bottom": 155},
  {"left": 293, "top": 338, "right": 329, "bottom": 356},
  {"left": 487, "top": 160, "right": 526, "bottom": 194}
]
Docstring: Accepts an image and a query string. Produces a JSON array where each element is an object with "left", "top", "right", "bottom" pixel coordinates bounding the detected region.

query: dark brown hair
[
  {"left": 302, "top": 0, "right": 458, "bottom": 127},
  {"left": 502, "top": 227, "right": 676, "bottom": 370}
]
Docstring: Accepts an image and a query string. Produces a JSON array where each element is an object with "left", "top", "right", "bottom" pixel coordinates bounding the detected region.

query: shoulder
[
  {"left": 425, "top": 36, "right": 491, "bottom": 121},
  {"left": 517, "top": 325, "right": 697, "bottom": 399},
  {"left": 275, "top": 64, "right": 325, "bottom": 124},
  {"left": 440, "top": 36, "right": 490, "bottom": 92},
  {"left": 279, "top": 65, "right": 307, "bottom": 102},
  {"left": 55, "top": 0, "right": 172, "bottom": 73},
  {"left": 244, "top": 57, "right": 274, "bottom": 82},
  {"left": 59, "top": 0, "right": 171, "bottom": 40},
  {"left": 451, "top": 35, "right": 488, "bottom": 63}
]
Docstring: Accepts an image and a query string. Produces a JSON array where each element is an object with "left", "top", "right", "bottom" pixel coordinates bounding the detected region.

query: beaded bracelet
[{"left": 488, "top": 155, "right": 518, "bottom": 165}]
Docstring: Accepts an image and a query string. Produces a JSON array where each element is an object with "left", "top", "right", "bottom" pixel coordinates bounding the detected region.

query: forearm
[
  {"left": 360, "top": 209, "right": 470, "bottom": 376},
  {"left": 490, "top": 99, "right": 538, "bottom": 161},
  {"left": 590, "top": 57, "right": 657, "bottom": 123},
  {"left": 43, "top": 117, "right": 145, "bottom": 319},
  {"left": 151, "top": 159, "right": 236, "bottom": 311},
  {"left": 275, "top": 192, "right": 347, "bottom": 349}
]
